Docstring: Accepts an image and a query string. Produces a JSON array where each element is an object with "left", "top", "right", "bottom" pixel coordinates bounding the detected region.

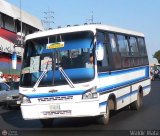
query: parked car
[
  {"left": 5, "top": 89, "right": 20, "bottom": 109},
  {"left": 5, "top": 82, "right": 19, "bottom": 90},
  {"left": 0, "top": 82, "right": 10, "bottom": 104},
  {"left": 0, "top": 82, "right": 20, "bottom": 109}
]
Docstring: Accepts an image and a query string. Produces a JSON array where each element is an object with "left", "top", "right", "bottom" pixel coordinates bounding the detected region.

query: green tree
[{"left": 153, "top": 50, "right": 160, "bottom": 64}]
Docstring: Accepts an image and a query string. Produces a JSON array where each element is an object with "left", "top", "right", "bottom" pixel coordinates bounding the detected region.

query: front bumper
[{"left": 21, "top": 100, "right": 100, "bottom": 120}]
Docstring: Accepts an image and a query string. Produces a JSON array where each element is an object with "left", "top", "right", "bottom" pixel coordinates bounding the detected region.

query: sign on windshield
[
  {"left": 30, "top": 56, "right": 40, "bottom": 73},
  {"left": 46, "top": 42, "right": 64, "bottom": 49}
]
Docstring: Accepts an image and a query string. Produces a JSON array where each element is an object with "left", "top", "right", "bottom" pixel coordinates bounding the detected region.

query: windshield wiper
[
  {"left": 32, "top": 62, "right": 49, "bottom": 91},
  {"left": 58, "top": 67, "right": 75, "bottom": 88},
  {"left": 32, "top": 70, "right": 47, "bottom": 91},
  {"left": 52, "top": 50, "right": 74, "bottom": 88}
]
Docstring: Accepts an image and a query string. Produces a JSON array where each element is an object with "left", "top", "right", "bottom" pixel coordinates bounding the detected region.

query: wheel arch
[
  {"left": 107, "top": 93, "right": 117, "bottom": 110},
  {"left": 138, "top": 85, "right": 143, "bottom": 97}
]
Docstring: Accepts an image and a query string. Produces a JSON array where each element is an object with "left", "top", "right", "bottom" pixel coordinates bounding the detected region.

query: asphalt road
[{"left": 0, "top": 81, "right": 160, "bottom": 136}]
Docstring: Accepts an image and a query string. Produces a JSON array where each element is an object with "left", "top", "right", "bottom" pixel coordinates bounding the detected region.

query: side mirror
[{"left": 96, "top": 42, "right": 104, "bottom": 61}]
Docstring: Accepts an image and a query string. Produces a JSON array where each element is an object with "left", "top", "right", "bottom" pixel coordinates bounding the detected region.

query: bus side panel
[
  {"left": 98, "top": 66, "right": 151, "bottom": 112},
  {"left": 142, "top": 79, "right": 151, "bottom": 96},
  {"left": 131, "top": 79, "right": 151, "bottom": 103},
  {"left": 99, "top": 93, "right": 110, "bottom": 114},
  {"left": 116, "top": 86, "right": 131, "bottom": 110},
  {"left": 98, "top": 72, "right": 117, "bottom": 114}
]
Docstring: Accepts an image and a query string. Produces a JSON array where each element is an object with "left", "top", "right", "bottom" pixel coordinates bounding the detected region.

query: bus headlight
[
  {"left": 82, "top": 86, "right": 98, "bottom": 100},
  {"left": 20, "top": 94, "right": 31, "bottom": 104}
]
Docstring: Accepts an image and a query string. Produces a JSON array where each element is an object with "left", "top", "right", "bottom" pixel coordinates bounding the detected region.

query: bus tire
[
  {"left": 40, "top": 119, "right": 54, "bottom": 127},
  {"left": 98, "top": 100, "right": 111, "bottom": 125},
  {"left": 130, "top": 92, "right": 143, "bottom": 110}
]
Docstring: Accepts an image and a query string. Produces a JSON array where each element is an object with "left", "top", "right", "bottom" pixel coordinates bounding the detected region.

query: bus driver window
[{"left": 97, "top": 32, "right": 110, "bottom": 72}]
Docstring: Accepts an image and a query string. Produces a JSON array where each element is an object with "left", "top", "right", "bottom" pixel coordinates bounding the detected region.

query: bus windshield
[{"left": 20, "top": 31, "right": 95, "bottom": 87}]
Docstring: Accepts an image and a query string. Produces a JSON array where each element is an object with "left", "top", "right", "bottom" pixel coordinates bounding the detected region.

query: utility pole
[
  {"left": 20, "top": 0, "right": 23, "bottom": 45},
  {"left": 42, "top": 7, "right": 54, "bottom": 30},
  {"left": 86, "top": 11, "right": 94, "bottom": 24}
]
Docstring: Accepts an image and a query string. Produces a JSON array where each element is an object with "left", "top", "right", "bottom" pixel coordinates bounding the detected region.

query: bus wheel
[
  {"left": 130, "top": 92, "right": 143, "bottom": 110},
  {"left": 97, "top": 101, "right": 110, "bottom": 125},
  {"left": 40, "top": 119, "right": 54, "bottom": 127}
]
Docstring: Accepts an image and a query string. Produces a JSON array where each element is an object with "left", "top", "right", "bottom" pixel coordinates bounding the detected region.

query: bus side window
[
  {"left": 117, "top": 34, "right": 130, "bottom": 68},
  {"left": 137, "top": 37, "right": 149, "bottom": 65},
  {"left": 129, "top": 36, "right": 139, "bottom": 56},
  {"left": 109, "top": 33, "right": 121, "bottom": 69}
]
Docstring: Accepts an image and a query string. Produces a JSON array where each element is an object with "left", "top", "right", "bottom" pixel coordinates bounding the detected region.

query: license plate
[{"left": 50, "top": 104, "right": 60, "bottom": 111}]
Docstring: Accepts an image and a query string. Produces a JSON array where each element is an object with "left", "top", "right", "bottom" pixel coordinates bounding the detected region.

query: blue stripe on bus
[
  {"left": 97, "top": 76, "right": 147, "bottom": 93},
  {"left": 99, "top": 101, "right": 107, "bottom": 107},
  {"left": 27, "top": 81, "right": 150, "bottom": 99},
  {"left": 26, "top": 90, "right": 85, "bottom": 98},
  {"left": 98, "top": 66, "right": 149, "bottom": 78},
  {"left": 97, "top": 66, "right": 149, "bottom": 93}
]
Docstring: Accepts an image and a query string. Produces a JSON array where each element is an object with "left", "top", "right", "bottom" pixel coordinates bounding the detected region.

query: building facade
[{"left": 0, "top": 0, "right": 43, "bottom": 81}]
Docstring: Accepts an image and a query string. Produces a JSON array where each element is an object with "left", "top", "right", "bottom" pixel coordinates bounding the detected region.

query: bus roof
[{"left": 25, "top": 24, "right": 145, "bottom": 40}]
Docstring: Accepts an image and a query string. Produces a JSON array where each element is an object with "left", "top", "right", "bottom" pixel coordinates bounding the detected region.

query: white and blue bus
[{"left": 19, "top": 24, "right": 151, "bottom": 126}]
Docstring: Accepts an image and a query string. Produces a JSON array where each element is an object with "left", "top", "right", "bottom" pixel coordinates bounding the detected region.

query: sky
[{"left": 7, "top": 0, "right": 160, "bottom": 64}]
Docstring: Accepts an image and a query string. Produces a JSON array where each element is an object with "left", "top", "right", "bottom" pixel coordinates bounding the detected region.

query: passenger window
[
  {"left": 129, "top": 37, "right": 139, "bottom": 56},
  {"left": 138, "top": 38, "right": 147, "bottom": 56},
  {"left": 117, "top": 35, "right": 130, "bottom": 68},
  {"left": 109, "top": 34, "right": 117, "bottom": 52},
  {"left": 109, "top": 33, "right": 121, "bottom": 69},
  {"left": 138, "top": 38, "right": 149, "bottom": 65},
  {"left": 117, "top": 35, "right": 129, "bottom": 56}
]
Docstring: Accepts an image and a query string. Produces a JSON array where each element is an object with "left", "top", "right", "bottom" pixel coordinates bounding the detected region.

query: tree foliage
[{"left": 153, "top": 50, "right": 160, "bottom": 63}]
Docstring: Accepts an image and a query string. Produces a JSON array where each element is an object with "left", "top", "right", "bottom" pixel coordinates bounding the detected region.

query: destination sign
[{"left": 46, "top": 42, "right": 64, "bottom": 49}]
